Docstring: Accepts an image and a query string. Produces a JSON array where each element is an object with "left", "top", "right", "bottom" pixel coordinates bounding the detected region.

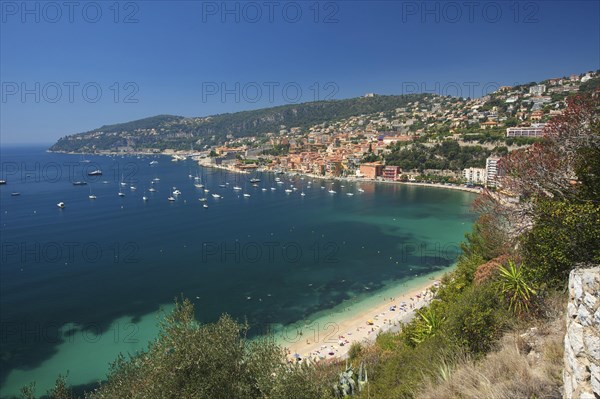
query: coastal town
[{"left": 170, "top": 70, "right": 598, "bottom": 189}]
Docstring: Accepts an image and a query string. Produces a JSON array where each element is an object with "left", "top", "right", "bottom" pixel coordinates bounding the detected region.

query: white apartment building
[
  {"left": 529, "top": 84, "right": 546, "bottom": 96},
  {"left": 463, "top": 167, "right": 487, "bottom": 184},
  {"left": 486, "top": 156, "right": 501, "bottom": 187},
  {"left": 506, "top": 123, "right": 547, "bottom": 138}
]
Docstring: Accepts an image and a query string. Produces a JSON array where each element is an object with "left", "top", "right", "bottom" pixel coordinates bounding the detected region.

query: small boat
[
  {"left": 87, "top": 170, "right": 102, "bottom": 176},
  {"left": 203, "top": 204, "right": 209, "bottom": 208},
  {"left": 130, "top": 186, "right": 137, "bottom": 190},
  {"left": 73, "top": 181, "right": 87, "bottom": 186},
  {"left": 212, "top": 193, "right": 221, "bottom": 199},
  {"left": 284, "top": 189, "right": 293, "bottom": 194},
  {"left": 88, "top": 186, "right": 96, "bottom": 199},
  {"left": 118, "top": 191, "right": 125, "bottom": 197},
  {"left": 142, "top": 196, "right": 148, "bottom": 201},
  {"left": 11, "top": 192, "right": 20, "bottom": 196},
  {"left": 168, "top": 196, "right": 175, "bottom": 201},
  {"left": 261, "top": 188, "right": 267, "bottom": 192},
  {"left": 0, "top": 180, "right": 6, "bottom": 184},
  {"left": 233, "top": 186, "right": 242, "bottom": 191},
  {"left": 148, "top": 187, "right": 157, "bottom": 192},
  {"left": 57, "top": 202, "right": 65, "bottom": 208},
  {"left": 243, "top": 193, "right": 251, "bottom": 197},
  {"left": 357, "top": 188, "right": 365, "bottom": 193},
  {"left": 149, "top": 160, "right": 158, "bottom": 165},
  {"left": 300, "top": 192, "right": 306, "bottom": 196},
  {"left": 346, "top": 193, "right": 354, "bottom": 196},
  {"left": 173, "top": 190, "right": 181, "bottom": 196},
  {"left": 199, "top": 198, "right": 207, "bottom": 202},
  {"left": 250, "top": 178, "right": 261, "bottom": 183},
  {"left": 270, "top": 187, "right": 276, "bottom": 191},
  {"left": 152, "top": 177, "right": 160, "bottom": 181},
  {"left": 276, "top": 181, "right": 284, "bottom": 185},
  {"left": 204, "top": 189, "right": 210, "bottom": 193},
  {"left": 328, "top": 190, "right": 337, "bottom": 194},
  {"left": 219, "top": 184, "right": 227, "bottom": 188},
  {"left": 194, "top": 183, "right": 204, "bottom": 188}
]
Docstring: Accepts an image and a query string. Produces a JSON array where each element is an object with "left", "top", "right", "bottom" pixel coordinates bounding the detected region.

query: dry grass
[{"left": 416, "top": 298, "right": 566, "bottom": 399}]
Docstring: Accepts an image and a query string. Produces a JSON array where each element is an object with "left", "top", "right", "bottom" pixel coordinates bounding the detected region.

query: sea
[{"left": 0, "top": 145, "right": 476, "bottom": 397}]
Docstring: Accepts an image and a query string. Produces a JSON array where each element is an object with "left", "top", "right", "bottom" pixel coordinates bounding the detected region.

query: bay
[{"left": 0, "top": 145, "right": 475, "bottom": 397}]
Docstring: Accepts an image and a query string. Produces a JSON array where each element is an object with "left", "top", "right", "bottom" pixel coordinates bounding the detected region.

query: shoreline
[
  {"left": 48, "top": 150, "right": 482, "bottom": 195},
  {"left": 276, "top": 268, "right": 449, "bottom": 363}
]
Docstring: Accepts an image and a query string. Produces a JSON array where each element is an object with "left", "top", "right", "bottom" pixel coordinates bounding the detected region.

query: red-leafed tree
[
  {"left": 500, "top": 91, "right": 600, "bottom": 203},
  {"left": 468, "top": 90, "right": 600, "bottom": 260}
]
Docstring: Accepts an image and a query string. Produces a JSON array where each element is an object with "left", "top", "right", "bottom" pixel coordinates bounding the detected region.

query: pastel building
[{"left": 463, "top": 167, "right": 487, "bottom": 184}]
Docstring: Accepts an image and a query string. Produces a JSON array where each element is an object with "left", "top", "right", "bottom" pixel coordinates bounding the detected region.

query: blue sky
[{"left": 1, "top": 0, "right": 599, "bottom": 144}]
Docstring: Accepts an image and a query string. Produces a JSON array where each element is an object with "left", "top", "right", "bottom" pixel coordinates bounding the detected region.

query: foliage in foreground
[{"left": 83, "top": 298, "right": 334, "bottom": 399}]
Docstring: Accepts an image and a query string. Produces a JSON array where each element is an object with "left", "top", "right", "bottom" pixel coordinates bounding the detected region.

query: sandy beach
[{"left": 279, "top": 277, "right": 440, "bottom": 363}]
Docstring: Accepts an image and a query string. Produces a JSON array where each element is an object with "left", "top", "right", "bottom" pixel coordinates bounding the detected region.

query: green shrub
[
  {"left": 444, "top": 283, "right": 510, "bottom": 355},
  {"left": 521, "top": 200, "right": 600, "bottom": 287}
]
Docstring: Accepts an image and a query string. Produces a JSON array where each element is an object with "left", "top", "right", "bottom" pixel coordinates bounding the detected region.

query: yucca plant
[
  {"left": 411, "top": 307, "right": 445, "bottom": 344},
  {"left": 497, "top": 260, "right": 537, "bottom": 316}
]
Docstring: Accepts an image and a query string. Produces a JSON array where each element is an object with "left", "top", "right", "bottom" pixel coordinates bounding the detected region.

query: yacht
[
  {"left": 243, "top": 193, "right": 251, "bottom": 197},
  {"left": 219, "top": 184, "right": 227, "bottom": 188},
  {"left": 0, "top": 180, "right": 6, "bottom": 184},
  {"left": 148, "top": 187, "right": 157, "bottom": 192},
  {"left": 357, "top": 188, "right": 365, "bottom": 193},
  {"left": 87, "top": 170, "right": 102, "bottom": 176},
  {"left": 168, "top": 196, "right": 175, "bottom": 201},
  {"left": 250, "top": 178, "right": 261, "bottom": 183},
  {"left": 261, "top": 188, "right": 267, "bottom": 191},
  {"left": 328, "top": 190, "right": 337, "bottom": 194},
  {"left": 57, "top": 202, "right": 65, "bottom": 208},
  {"left": 346, "top": 192, "right": 354, "bottom": 196},
  {"left": 173, "top": 189, "right": 182, "bottom": 196},
  {"left": 118, "top": 191, "right": 125, "bottom": 197},
  {"left": 152, "top": 177, "right": 160, "bottom": 182},
  {"left": 212, "top": 193, "right": 221, "bottom": 198},
  {"left": 11, "top": 192, "right": 20, "bottom": 196},
  {"left": 284, "top": 189, "right": 293, "bottom": 194},
  {"left": 233, "top": 186, "right": 242, "bottom": 191},
  {"left": 194, "top": 183, "right": 204, "bottom": 188},
  {"left": 199, "top": 198, "right": 207, "bottom": 202},
  {"left": 73, "top": 181, "right": 87, "bottom": 186},
  {"left": 130, "top": 186, "right": 137, "bottom": 190},
  {"left": 270, "top": 187, "right": 276, "bottom": 191}
]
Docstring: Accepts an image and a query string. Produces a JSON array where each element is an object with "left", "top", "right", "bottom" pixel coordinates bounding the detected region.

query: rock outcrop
[{"left": 564, "top": 265, "right": 600, "bottom": 399}]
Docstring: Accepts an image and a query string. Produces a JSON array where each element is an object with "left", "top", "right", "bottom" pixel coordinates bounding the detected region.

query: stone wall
[{"left": 564, "top": 266, "right": 600, "bottom": 399}]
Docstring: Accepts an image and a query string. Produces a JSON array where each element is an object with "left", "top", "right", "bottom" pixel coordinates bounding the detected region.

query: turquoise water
[{"left": 0, "top": 145, "right": 475, "bottom": 397}]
